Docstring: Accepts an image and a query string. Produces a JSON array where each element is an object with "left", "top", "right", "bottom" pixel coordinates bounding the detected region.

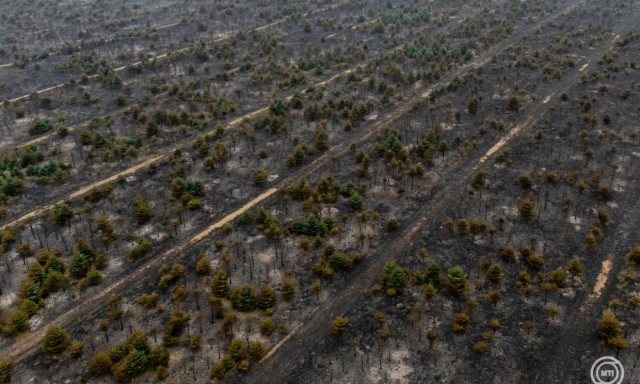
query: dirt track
[{"left": 1, "top": 155, "right": 163, "bottom": 231}]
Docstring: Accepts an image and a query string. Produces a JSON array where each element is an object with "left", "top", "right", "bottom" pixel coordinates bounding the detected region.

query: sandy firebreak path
[
  {"left": 580, "top": 256, "right": 613, "bottom": 312},
  {"left": 0, "top": 0, "right": 517, "bottom": 363},
  {"left": 241, "top": 4, "right": 639, "bottom": 383},
  {"left": 1, "top": 155, "right": 163, "bottom": 230}
]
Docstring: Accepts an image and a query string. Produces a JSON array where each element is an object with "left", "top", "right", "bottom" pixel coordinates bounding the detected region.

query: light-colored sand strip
[
  {"left": 580, "top": 255, "right": 613, "bottom": 312},
  {"left": 15, "top": 133, "right": 50, "bottom": 149},
  {"left": 191, "top": 188, "right": 277, "bottom": 243},
  {"left": 156, "top": 22, "right": 180, "bottom": 30},
  {"left": 9, "top": 84, "right": 65, "bottom": 103},
  {"left": 69, "top": 155, "right": 163, "bottom": 199},
  {"left": 262, "top": 325, "right": 301, "bottom": 360},
  {"left": 255, "top": 21, "right": 281, "bottom": 32},
  {"left": 479, "top": 118, "right": 533, "bottom": 164},
  {"left": 1, "top": 155, "right": 162, "bottom": 230}
]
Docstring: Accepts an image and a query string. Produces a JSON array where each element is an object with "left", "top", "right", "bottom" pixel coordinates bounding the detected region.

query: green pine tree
[
  {"left": 210, "top": 270, "right": 229, "bottom": 298},
  {"left": 446, "top": 267, "right": 468, "bottom": 297}
]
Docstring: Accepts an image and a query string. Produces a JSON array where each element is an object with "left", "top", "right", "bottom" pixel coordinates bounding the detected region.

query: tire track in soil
[
  {"left": 237, "top": 6, "right": 639, "bottom": 384},
  {"left": 0, "top": 2, "right": 507, "bottom": 362}
]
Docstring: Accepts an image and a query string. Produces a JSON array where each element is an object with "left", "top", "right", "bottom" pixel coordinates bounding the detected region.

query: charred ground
[{"left": 1, "top": 0, "right": 640, "bottom": 383}]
